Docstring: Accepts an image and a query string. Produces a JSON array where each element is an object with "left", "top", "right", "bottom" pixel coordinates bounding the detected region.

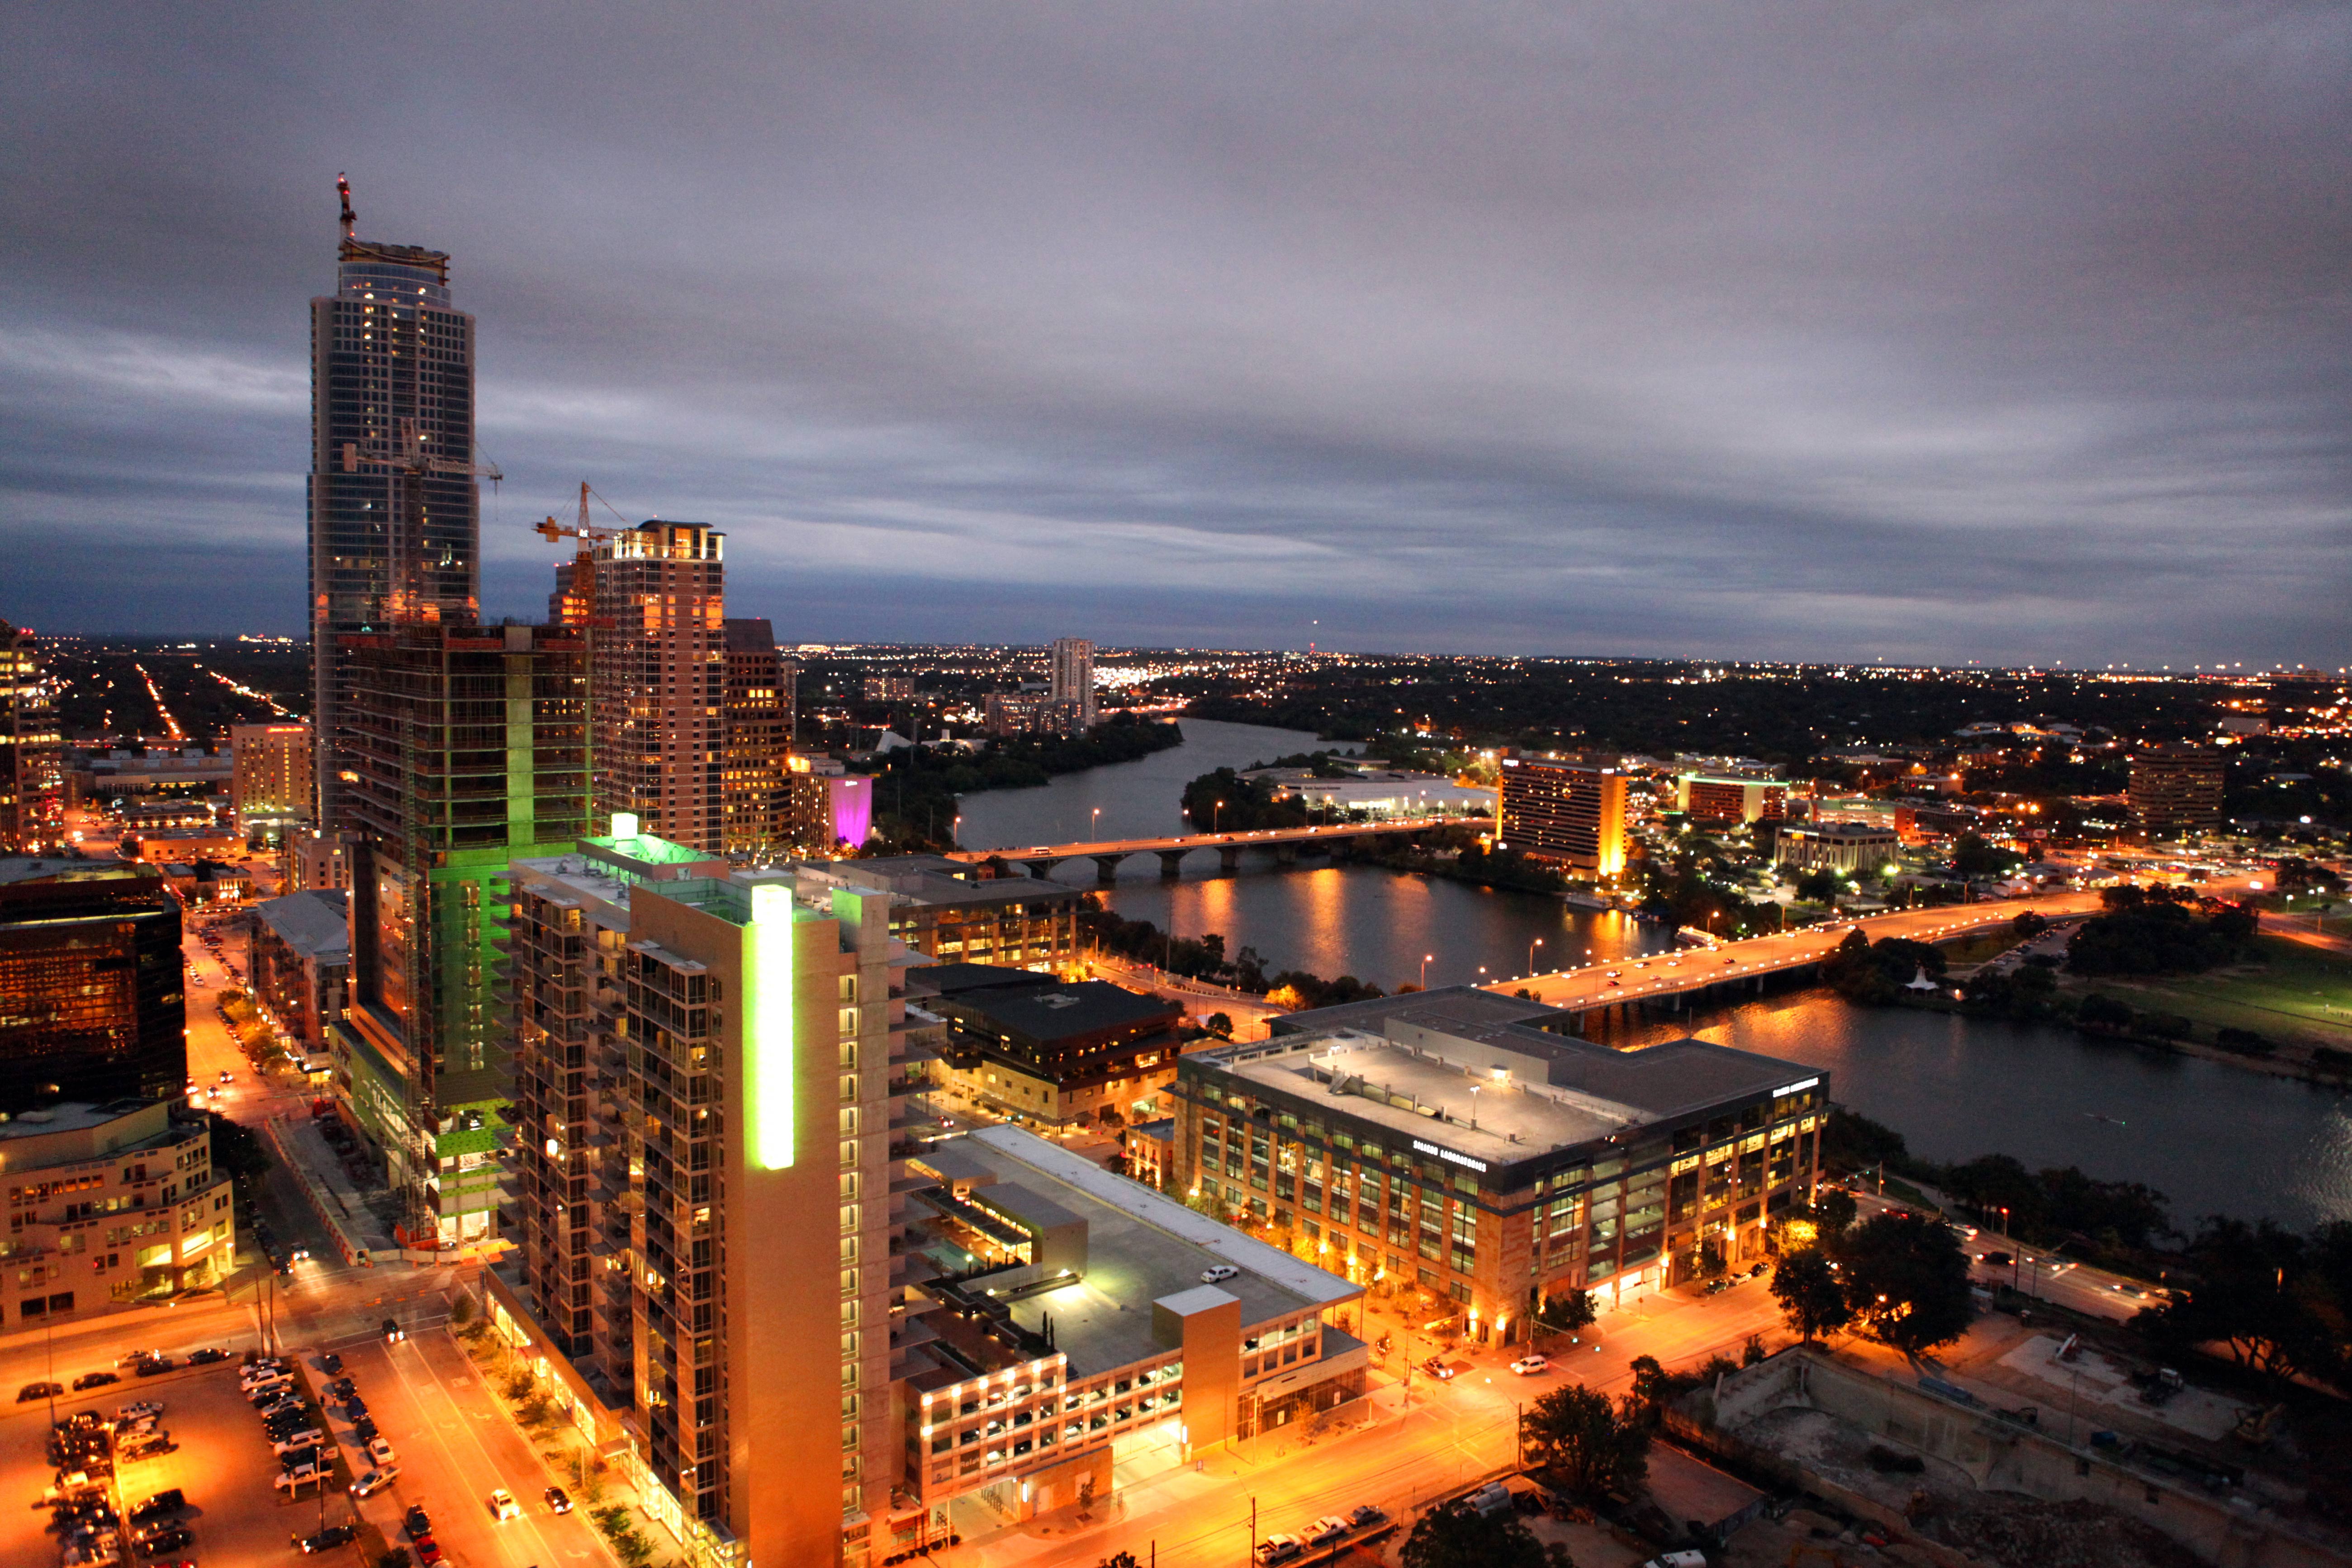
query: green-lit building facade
[{"left": 332, "top": 621, "right": 589, "bottom": 1247}]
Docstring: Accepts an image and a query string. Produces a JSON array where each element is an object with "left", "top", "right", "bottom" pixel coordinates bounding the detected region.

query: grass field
[{"left": 2078, "top": 936, "right": 2352, "bottom": 1049}]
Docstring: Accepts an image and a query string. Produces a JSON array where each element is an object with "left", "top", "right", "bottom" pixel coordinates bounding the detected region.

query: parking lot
[{"left": 4, "top": 1354, "right": 365, "bottom": 1568}]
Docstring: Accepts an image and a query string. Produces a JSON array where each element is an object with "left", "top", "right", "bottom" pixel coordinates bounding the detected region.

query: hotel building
[
  {"left": 1497, "top": 757, "right": 1629, "bottom": 877},
  {"left": 588, "top": 521, "right": 727, "bottom": 854},
  {"left": 231, "top": 722, "right": 316, "bottom": 838},
  {"left": 1171, "top": 990, "right": 1826, "bottom": 1339},
  {"left": 1675, "top": 773, "right": 1788, "bottom": 826}
]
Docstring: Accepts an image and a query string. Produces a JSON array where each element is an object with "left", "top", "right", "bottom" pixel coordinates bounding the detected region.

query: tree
[
  {"left": 1398, "top": 1502, "right": 1571, "bottom": 1568},
  {"left": 203, "top": 1110, "right": 271, "bottom": 1184},
  {"left": 1814, "top": 1188, "right": 1859, "bottom": 1238},
  {"left": 1204, "top": 1013, "right": 1233, "bottom": 1038},
  {"left": 1519, "top": 1383, "right": 1649, "bottom": 1500},
  {"left": 1536, "top": 1289, "right": 1597, "bottom": 1337},
  {"left": 1771, "top": 1248, "right": 1853, "bottom": 1344},
  {"left": 2137, "top": 1217, "right": 2346, "bottom": 1389},
  {"left": 1794, "top": 867, "right": 1845, "bottom": 904},
  {"left": 2076, "top": 992, "right": 2134, "bottom": 1033},
  {"left": 1838, "top": 1212, "right": 1974, "bottom": 1356},
  {"left": 1695, "top": 1238, "right": 1727, "bottom": 1279}
]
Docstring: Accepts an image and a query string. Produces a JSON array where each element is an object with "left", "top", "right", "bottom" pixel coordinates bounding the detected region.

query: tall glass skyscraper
[{"left": 308, "top": 206, "right": 482, "bottom": 824}]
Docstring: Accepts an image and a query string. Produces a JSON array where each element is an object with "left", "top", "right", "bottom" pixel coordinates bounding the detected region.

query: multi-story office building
[
  {"left": 249, "top": 888, "right": 351, "bottom": 1055},
  {"left": 231, "top": 721, "right": 315, "bottom": 838},
  {"left": 589, "top": 521, "right": 726, "bottom": 853},
  {"left": 1774, "top": 821, "right": 1901, "bottom": 873},
  {"left": 1675, "top": 773, "right": 1788, "bottom": 826},
  {"left": 2129, "top": 744, "right": 2226, "bottom": 837},
  {"left": 800, "top": 856, "right": 1081, "bottom": 971},
  {"left": 1048, "top": 639, "right": 1096, "bottom": 731},
  {"left": 489, "top": 821, "right": 919, "bottom": 1567},
  {"left": 982, "top": 691, "right": 1050, "bottom": 737},
  {"left": 721, "top": 618, "right": 794, "bottom": 859},
  {"left": 0, "top": 860, "right": 185, "bottom": 1114},
  {"left": 0, "top": 1100, "right": 237, "bottom": 1326},
  {"left": 1497, "top": 756, "right": 1629, "bottom": 876},
  {"left": 0, "top": 621, "right": 64, "bottom": 856},
  {"left": 1172, "top": 989, "right": 1827, "bottom": 1338},
  {"left": 333, "top": 621, "right": 588, "bottom": 1246},
  {"left": 308, "top": 196, "right": 483, "bottom": 826}
]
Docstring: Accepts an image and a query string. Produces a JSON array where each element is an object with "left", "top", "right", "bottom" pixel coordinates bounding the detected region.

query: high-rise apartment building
[
  {"left": 332, "top": 622, "right": 589, "bottom": 1246},
  {"left": 493, "top": 823, "right": 915, "bottom": 1565},
  {"left": 0, "top": 621, "right": 64, "bottom": 856},
  {"left": 0, "top": 860, "right": 185, "bottom": 1113},
  {"left": 231, "top": 722, "right": 315, "bottom": 838},
  {"left": 2129, "top": 744, "right": 2226, "bottom": 837},
  {"left": 308, "top": 186, "right": 486, "bottom": 825},
  {"left": 1497, "top": 756, "right": 1629, "bottom": 876},
  {"left": 588, "top": 522, "right": 726, "bottom": 854},
  {"left": 721, "top": 618, "right": 795, "bottom": 859},
  {"left": 1048, "top": 638, "right": 1096, "bottom": 732}
]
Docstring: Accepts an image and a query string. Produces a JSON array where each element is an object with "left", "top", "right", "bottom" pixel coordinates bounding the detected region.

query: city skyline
[{"left": 4, "top": 5, "right": 2347, "bottom": 665}]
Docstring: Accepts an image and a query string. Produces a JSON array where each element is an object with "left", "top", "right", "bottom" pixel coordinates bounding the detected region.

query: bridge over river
[
  {"left": 1481, "top": 890, "right": 2106, "bottom": 1026},
  {"left": 947, "top": 815, "right": 1463, "bottom": 882}
]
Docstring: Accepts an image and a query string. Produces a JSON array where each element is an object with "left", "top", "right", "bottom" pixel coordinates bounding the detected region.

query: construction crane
[
  {"left": 536, "top": 482, "right": 626, "bottom": 627},
  {"left": 337, "top": 171, "right": 356, "bottom": 239}
]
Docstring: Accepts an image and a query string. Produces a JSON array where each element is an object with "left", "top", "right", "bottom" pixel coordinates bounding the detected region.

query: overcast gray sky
[{"left": 4, "top": 1, "right": 2347, "bottom": 663}]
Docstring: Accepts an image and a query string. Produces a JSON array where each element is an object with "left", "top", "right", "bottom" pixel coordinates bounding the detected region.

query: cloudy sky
[{"left": 4, "top": 2, "right": 2347, "bottom": 663}]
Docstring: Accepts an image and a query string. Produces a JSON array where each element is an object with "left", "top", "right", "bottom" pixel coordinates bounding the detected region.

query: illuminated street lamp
[{"left": 1421, "top": 953, "right": 1433, "bottom": 989}]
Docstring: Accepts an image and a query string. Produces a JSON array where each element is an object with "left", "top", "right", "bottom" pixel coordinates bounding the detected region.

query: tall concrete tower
[{"left": 308, "top": 177, "right": 488, "bottom": 826}]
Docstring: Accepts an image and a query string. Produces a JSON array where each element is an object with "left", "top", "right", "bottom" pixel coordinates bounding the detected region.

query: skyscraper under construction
[{"left": 308, "top": 176, "right": 493, "bottom": 825}]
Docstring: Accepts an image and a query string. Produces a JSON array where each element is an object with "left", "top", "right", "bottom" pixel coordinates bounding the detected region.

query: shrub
[{"left": 2215, "top": 1027, "right": 2271, "bottom": 1055}]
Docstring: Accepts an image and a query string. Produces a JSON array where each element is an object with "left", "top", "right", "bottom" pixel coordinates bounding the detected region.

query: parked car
[
  {"left": 367, "top": 1436, "right": 397, "bottom": 1466},
  {"left": 1254, "top": 1535, "right": 1303, "bottom": 1564},
  {"left": 353, "top": 1415, "right": 380, "bottom": 1445},
  {"left": 19, "top": 1381, "right": 63, "bottom": 1402},
  {"left": 1347, "top": 1503, "right": 1388, "bottom": 1529},
  {"left": 413, "top": 1536, "right": 444, "bottom": 1565},
  {"left": 1200, "top": 1264, "right": 1239, "bottom": 1284},
  {"left": 133, "top": 1354, "right": 177, "bottom": 1377},
  {"left": 73, "top": 1371, "right": 121, "bottom": 1390},
  {"left": 135, "top": 1525, "right": 194, "bottom": 1555},
  {"left": 186, "top": 1348, "right": 229, "bottom": 1365},
  {"left": 319, "top": 1352, "right": 344, "bottom": 1375},
  {"left": 1304, "top": 1515, "right": 1351, "bottom": 1545},
  {"left": 297, "top": 1525, "right": 358, "bottom": 1554},
  {"left": 1508, "top": 1354, "right": 1550, "bottom": 1376},
  {"left": 404, "top": 1504, "right": 432, "bottom": 1539},
  {"left": 128, "top": 1489, "right": 184, "bottom": 1523}
]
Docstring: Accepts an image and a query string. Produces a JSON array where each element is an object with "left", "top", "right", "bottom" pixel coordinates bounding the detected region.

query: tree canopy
[
  {"left": 1771, "top": 1248, "right": 1853, "bottom": 1343},
  {"left": 1518, "top": 1383, "right": 1649, "bottom": 1500},
  {"left": 1398, "top": 1502, "right": 1573, "bottom": 1568},
  {"left": 1838, "top": 1211, "right": 1975, "bottom": 1356}
]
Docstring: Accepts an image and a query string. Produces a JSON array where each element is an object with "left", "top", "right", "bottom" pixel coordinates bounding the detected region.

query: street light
[
  {"left": 1527, "top": 937, "right": 1543, "bottom": 975},
  {"left": 1213, "top": 800, "right": 1225, "bottom": 834},
  {"left": 1421, "top": 954, "right": 1433, "bottom": 990}
]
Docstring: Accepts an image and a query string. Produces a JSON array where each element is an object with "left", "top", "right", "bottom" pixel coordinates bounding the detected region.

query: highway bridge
[
  {"left": 947, "top": 815, "right": 1467, "bottom": 881},
  {"left": 1479, "top": 890, "right": 2107, "bottom": 1026}
]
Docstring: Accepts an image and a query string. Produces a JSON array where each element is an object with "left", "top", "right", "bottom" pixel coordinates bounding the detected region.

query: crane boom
[
  {"left": 536, "top": 481, "right": 625, "bottom": 627},
  {"left": 337, "top": 173, "right": 356, "bottom": 240}
]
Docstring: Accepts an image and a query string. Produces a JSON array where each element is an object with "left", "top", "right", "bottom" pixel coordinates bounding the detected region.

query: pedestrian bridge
[{"left": 948, "top": 815, "right": 1466, "bottom": 882}]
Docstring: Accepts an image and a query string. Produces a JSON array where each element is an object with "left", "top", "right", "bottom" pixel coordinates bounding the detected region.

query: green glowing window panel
[{"left": 745, "top": 881, "right": 797, "bottom": 1170}]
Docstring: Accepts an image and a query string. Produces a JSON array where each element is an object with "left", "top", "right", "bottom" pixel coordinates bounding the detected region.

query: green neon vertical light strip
[{"left": 747, "top": 883, "right": 796, "bottom": 1170}]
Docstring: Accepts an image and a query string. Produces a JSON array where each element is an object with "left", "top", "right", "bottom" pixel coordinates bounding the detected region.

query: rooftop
[
  {"left": 1270, "top": 984, "right": 1567, "bottom": 1037},
  {"left": 1197, "top": 1004, "right": 1817, "bottom": 1172},
  {"left": 907, "top": 962, "right": 1060, "bottom": 1000},
  {"left": 941, "top": 981, "right": 1179, "bottom": 1047},
  {"left": 0, "top": 857, "right": 160, "bottom": 890},
  {"left": 921, "top": 1127, "right": 1355, "bottom": 1379},
  {"left": 253, "top": 888, "right": 349, "bottom": 961}
]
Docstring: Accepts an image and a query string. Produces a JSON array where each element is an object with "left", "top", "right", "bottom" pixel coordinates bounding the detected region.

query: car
[
  {"left": 73, "top": 1371, "right": 121, "bottom": 1390},
  {"left": 1254, "top": 1535, "right": 1304, "bottom": 1564},
  {"left": 1305, "top": 1515, "right": 1351, "bottom": 1546},
  {"left": 545, "top": 1484, "right": 573, "bottom": 1513},
  {"left": 1348, "top": 1504, "right": 1388, "bottom": 1529},
  {"left": 297, "top": 1525, "right": 359, "bottom": 1554},
  {"left": 319, "top": 1352, "right": 344, "bottom": 1375},
  {"left": 1509, "top": 1354, "right": 1550, "bottom": 1376},
  {"left": 289, "top": 1246, "right": 311, "bottom": 1262},
  {"left": 272, "top": 1431, "right": 327, "bottom": 1454},
  {"left": 1637, "top": 1554, "right": 1709, "bottom": 1568},
  {"left": 383, "top": 1317, "right": 405, "bottom": 1343},
  {"left": 119, "top": 1399, "right": 166, "bottom": 1420},
  {"left": 134, "top": 1354, "right": 177, "bottom": 1376},
  {"left": 489, "top": 1487, "right": 522, "bottom": 1520},
  {"left": 352, "top": 1415, "right": 380, "bottom": 1445},
  {"left": 1981, "top": 1251, "right": 2013, "bottom": 1267},
  {"left": 19, "top": 1381, "right": 63, "bottom": 1401},
  {"left": 351, "top": 1466, "right": 400, "bottom": 1497},
  {"left": 404, "top": 1504, "right": 433, "bottom": 1539},
  {"left": 326, "top": 1376, "right": 356, "bottom": 1399},
  {"left": 275, "top": 1467, "right": 326, "bottom": 1492},
  {"left": 1422, "top": 1356, "right": 1456, "bottom": 1380},
  {"left": 345, "top": 1395, "right": 369, "bottom": 1419},
  {"left": 414, "top": 1536, "right": 444, "bottom": 1565},
  {"left": 218, "top": 1071, "right": 234, "bottom": 1084},
  {"left": 1200, "top": 1264, "right": 1240, "bottom": 1284},
  {"left": 368, "top": 1436, "right": 398, "bottom": 1466},
  {"left": 136, "top": 1526, "right": 194, "bottom": 1554},
  {"left": 186, "top": 1347, "right": 229, "bottom": 1365},
  {"left": 128, "top": 1489, "right": 184, "bottom": 1522}
]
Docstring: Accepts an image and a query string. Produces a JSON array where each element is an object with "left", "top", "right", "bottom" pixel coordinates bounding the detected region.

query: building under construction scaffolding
[{"left": 332, "top": 621, "right": 589, "bottom": 1247}]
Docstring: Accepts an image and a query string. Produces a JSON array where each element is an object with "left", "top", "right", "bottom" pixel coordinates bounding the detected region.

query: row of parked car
[
  {"left": 40, "top": 1408, "right": 194, "bottom": 1567},
  {"left": 17, "top": 1347, "right": 231, "bottom": 1404},
  {"left": 1252, "top": 1502, "right": 1388, "bottom": 1563}
]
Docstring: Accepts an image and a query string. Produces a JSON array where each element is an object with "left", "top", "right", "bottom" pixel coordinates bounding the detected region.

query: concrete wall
[{"left": 1690, "top": 1349, "right": 2343, "bottom": 1568}]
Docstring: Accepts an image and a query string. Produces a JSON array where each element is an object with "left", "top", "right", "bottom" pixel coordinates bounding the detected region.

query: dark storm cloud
[{"left": 3, "top": 0, "right": 2347, "bottom": 661}]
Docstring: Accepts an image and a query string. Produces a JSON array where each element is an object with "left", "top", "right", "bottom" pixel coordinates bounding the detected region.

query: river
[{"left": 952, "top": 718, "right": 2352, "bottom": 1229}]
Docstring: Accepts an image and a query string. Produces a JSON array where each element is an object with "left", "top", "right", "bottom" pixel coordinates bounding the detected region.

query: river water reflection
[{"left": 952, "top": 719, "right": 2352, "bottom": 1227}]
